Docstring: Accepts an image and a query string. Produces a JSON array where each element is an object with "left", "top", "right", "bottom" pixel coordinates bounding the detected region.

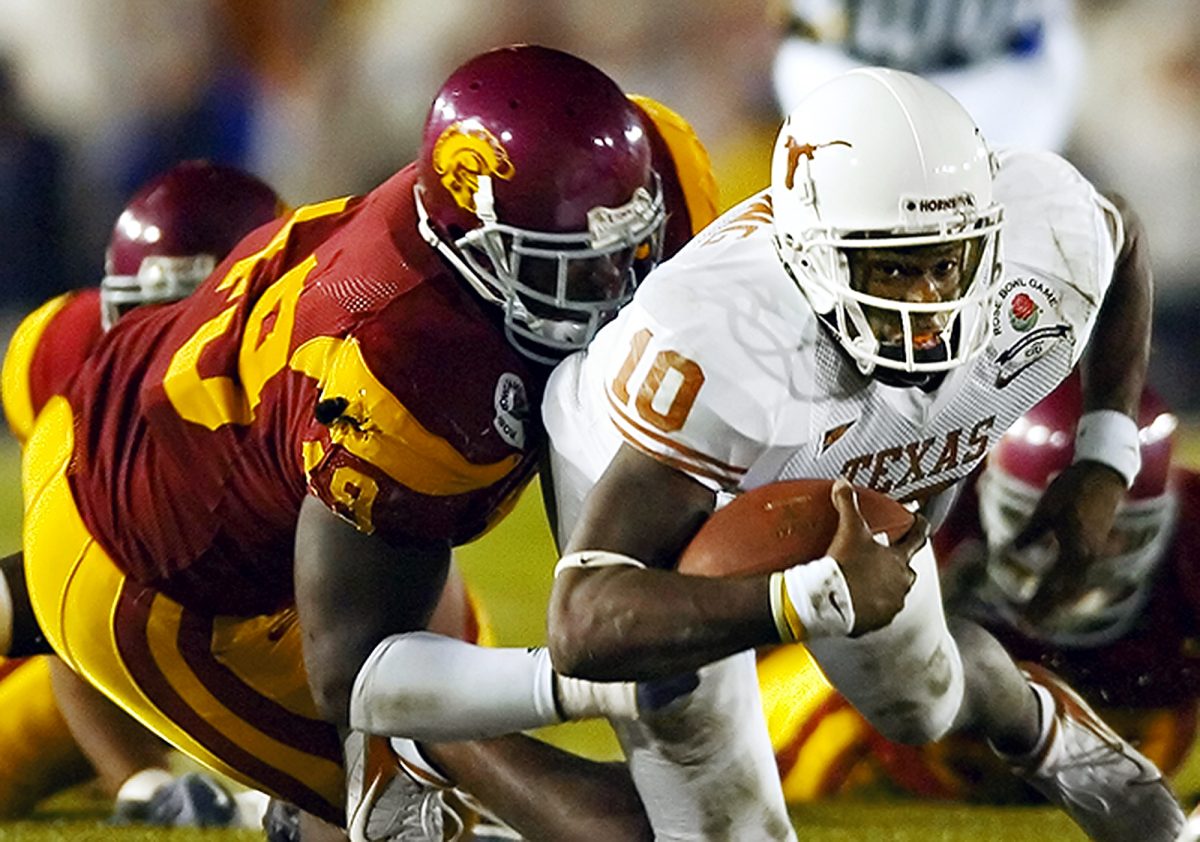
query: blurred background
[
  {"left": 0, "top": 0, "right": 1195, "bottom": 406},
  {"left": 0, "top": 0, "right": 1196, "bottom": 407}
]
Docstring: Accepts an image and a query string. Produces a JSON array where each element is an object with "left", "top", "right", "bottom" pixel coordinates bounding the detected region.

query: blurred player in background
[
  {"left": 1, "top": 44, "right": 718, "bottom": 842},
  {"left": 0, "top": 160, "right": 283, "bottom": 826},
  {"left": 762, "top": 371, "right": 1200, "bottom": 806},
  {"left": 771, "top": 0, "right": 1083, "bottom": 152}
]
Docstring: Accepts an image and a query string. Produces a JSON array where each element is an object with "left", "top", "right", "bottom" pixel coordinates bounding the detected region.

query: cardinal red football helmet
[
  {"left": 977, "top": 371, "right": 1178, "bottom": 644},
  {"left": 101, "top": 160, "right": 283, "bottom": 329},
  {"left": 414, "top": 45, "right": 666, "bottom": 363}
]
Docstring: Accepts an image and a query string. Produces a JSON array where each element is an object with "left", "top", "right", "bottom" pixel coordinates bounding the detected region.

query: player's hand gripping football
[
  {"left": 1012, "top": 460, "right": 1125, "bottom": 623},
  {"left": 824, "top": 478, "right": 926, "bottom": 636}
]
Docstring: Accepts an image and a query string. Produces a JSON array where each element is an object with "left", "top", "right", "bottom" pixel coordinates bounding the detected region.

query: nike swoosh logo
[
  {"left": 828, "top": 592, "right": 847, "bottom": 622},
  {"left": 995, "top": 359, "right": 1040, "bottom": 388}
]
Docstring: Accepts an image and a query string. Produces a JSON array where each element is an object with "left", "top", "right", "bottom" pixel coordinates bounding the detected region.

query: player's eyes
[{"left": 933, "top": 259, "right": 958, "bottom": 275}]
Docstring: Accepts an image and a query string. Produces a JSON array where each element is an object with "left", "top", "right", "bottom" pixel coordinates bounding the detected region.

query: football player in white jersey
[
  {"left": 334, "top": 68, "right": 1181, "bottom": 841},
  {"left": 535, "top": 68, "right": 1182, "bottom": 842}
]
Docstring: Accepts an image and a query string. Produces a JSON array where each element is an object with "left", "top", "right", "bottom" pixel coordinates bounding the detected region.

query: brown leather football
[{"left": 677, "top": 479, "right": 915, "bottom": 577}]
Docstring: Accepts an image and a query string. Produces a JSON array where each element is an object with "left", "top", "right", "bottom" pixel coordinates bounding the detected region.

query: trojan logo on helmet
[
  {"left": 430, "top": 122, "right": 516, "bottom": 213},
  {"left": 413, "top": 45, "right": 668, "bottom": 365}
]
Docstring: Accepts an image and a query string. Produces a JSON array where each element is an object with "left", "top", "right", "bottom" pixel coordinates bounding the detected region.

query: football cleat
[
  {"left": 112, "top": 771, "right": 238, "bottom": 827},
  {"left": 447, "top": 787, "right": 522, "bottom": 841},
  {"left": 262, "top": 797, "right": 301, "bottom": 842},
  {"left": 1002, "top": 663, "right": 1184, "bottom": 842},
  {"left": 344, "top": 731, "right": 445, "bottom": 841}
]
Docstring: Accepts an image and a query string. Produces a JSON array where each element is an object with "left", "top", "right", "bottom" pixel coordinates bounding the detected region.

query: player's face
[
  {"left": 848, "top": 241, "right": 967, "bottom": 348},
  {"left": 513, "top": 237, "right": 657, "bottom": 323}
]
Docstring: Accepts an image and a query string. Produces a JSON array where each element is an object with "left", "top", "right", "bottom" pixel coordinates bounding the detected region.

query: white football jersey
[{"left": 544, "top": 149, "right": 1120, "bottom": 537}]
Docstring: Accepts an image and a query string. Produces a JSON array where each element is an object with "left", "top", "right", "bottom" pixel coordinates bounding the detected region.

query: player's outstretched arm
[
  {"left": 547, "top": 445, "right": 922, "bottom": 681},
  {"left": 293, "top": 495, "right": 451, "bottom": 726},
  {"left": 1016, "top": 195, "right": 1153, "bottom": 621}
]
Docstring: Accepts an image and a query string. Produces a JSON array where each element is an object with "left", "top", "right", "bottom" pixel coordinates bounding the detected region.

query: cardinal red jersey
[
  {"left": 2, "top": 289, "right": 104, "bottom": 445},
  {"left": 937, "top": 468, "right": 1200, "bottom": 709},
  {"left": 61, "top": 166, "right": 546, "bottom": 617},
  {"left": 59, "top": 153, "right": 705, "bottom": 619}
]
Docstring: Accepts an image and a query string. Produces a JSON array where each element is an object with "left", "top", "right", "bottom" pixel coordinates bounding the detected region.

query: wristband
[
  {"left": 769, "top": 555, "right": 855, "bottom": 642},
  {"left": 1073, "top": 409, "right": 1141, "bottom": 488}
]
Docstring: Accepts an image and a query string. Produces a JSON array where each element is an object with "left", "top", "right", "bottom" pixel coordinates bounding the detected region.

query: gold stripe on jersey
[
  {"left": 627, "top": 94, "right": 720, "bottom": 234},
  {"left": 142, "top": 596, "right": 341, "bottom": 800},
  {"left": 605, "top": 388, "right": 747, "bottom": 485},
  {"left": 208, "top": 610, "right": 317, "bottom": 720},
  {"left": 781, "top": 705, "right": 872, "bottom": 803},
  {"left": 22, "top": 396, "right": 342, "bottom": 809},
  {"left": 313, "top": 336, "right": 520, "bottom": 496},
  {"left": 302, "top": 440, "right": 326, "bottom": 473},
  {"left": 756, "top": 644, "right": 871, "bottom": 803},
  {"left": 216, "top": 197, "right": 351, "bottom": 301},
  {"left": 1, "top": 293, "right": 73, "bottom": 445}
]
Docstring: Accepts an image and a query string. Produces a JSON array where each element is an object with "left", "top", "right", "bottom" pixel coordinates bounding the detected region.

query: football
[{"left": 677, "top": 479, "right": 915, "bottom": 577}]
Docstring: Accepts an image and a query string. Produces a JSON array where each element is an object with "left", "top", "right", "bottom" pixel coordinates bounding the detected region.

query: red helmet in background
[
  {"left": 101, "top": 160, "right": 284, "bottom": 329},
  {"left": 977, "top": 370, "right": 1178, "bottom": 644},
  {"left": 415, "top": 44, "right": 666, "bottom": 363}
]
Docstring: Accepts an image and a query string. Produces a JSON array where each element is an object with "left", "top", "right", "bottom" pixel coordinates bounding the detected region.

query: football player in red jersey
[
  {"left": 759, "top": 370, "right": 1200, "bottom": 807},
  {"left": 0, "top": 160, "right": 284, "bottom": 823},
  {"left": 1, "top": 44, "right": 718, "bottom": 842}
]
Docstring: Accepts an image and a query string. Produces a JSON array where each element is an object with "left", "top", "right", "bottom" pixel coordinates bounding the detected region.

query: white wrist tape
[
  {"left": 1073, "top": 409, "right": 1142, "bottom": 488},
  {"left": 769, "top": 556, "right": 855, "bottom": 642},
  {"left": 0, "top": 571, "right": 12, "bottom": 656},
  {"left": 349, "top": 632, "right": 562, "bottom": 741},
  {"left": 554, "top": 549, "right": 645, "bottom": 578},
  {"left": 555, "top": 673, "right": 639, "bottom": 721}
]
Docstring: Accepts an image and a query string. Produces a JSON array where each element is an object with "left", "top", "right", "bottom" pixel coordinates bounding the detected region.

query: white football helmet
[{"left": 771, "top": 67, "right": 1004, "bottom": 376}]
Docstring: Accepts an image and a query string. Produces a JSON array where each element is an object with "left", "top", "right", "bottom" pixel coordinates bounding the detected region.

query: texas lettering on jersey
[{"left": 838, "top": 416, "right": 995, "bottom": 495}]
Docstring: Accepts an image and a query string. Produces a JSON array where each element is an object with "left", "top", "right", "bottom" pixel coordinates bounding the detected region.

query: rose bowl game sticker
[{"left": 991, "top": 277, "right": 1072, "bottom": 387}]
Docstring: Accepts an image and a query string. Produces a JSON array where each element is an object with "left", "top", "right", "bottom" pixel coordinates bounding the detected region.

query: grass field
[{"left": 2, "top": 431, "right": 1198, "bottom": 841}]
